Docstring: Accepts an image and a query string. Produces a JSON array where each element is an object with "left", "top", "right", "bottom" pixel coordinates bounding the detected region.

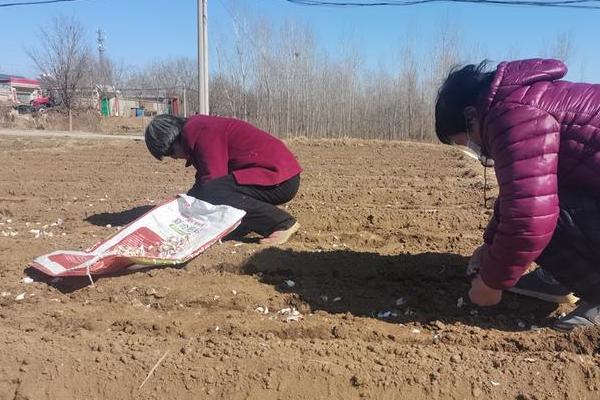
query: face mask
[{"left": 454, "top": 134, "right": 495, "bottom": 167}]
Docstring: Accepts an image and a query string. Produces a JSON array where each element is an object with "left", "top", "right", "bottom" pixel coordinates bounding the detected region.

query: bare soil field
[{"left": 0, "top": 135, "right": 598, "bottom": 400}]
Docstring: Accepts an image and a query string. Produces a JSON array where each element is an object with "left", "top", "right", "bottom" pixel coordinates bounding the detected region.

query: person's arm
[
  {"left": 483, "top": 199, "right": 500, "bottom": 245},
  {"left": 479, "top": 103, "right": 560, "bottom": 290},
  {"left": 185, "top": 119, "right": 230, "bottom": 184}
]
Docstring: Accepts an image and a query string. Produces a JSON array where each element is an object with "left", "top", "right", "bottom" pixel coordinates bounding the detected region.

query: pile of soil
[{"left": 0, "top": 136, "right": 598, "bottom": 399}]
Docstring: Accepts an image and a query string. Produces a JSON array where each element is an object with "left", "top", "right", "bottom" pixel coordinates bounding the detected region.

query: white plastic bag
[{"left": 30, "top": 195, "right": 245, "bottom": 277}]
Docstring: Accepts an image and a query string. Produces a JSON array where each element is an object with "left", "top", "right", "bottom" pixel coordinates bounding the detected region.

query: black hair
[
  {"left": 144, "top": 114, "right": 187, "bottom": 160},
  {"left": 435, "top": 61, "right": 495, "bottom": 144}
]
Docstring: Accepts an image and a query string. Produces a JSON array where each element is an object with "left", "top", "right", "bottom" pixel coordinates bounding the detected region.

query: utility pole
[
  {"left": 197, "top": 0, "right": 209, "bottom": 115},
  {"left": 96, "top": 28, "right": 107, "bottom": 84}
]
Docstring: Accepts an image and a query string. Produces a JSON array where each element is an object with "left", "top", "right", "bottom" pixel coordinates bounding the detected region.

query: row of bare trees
[
  {"left": 206, "top": 19, "right": 473, "bottom": 140},
  {"left": 27, "top": 15, "right": 575, "bottom": 138},
  {"left": 207, "top": 18, "right": 574, "bottom": 140}
]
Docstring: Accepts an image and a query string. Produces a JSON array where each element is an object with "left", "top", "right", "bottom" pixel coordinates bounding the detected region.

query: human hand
[{"left": 469, "top": 274, "right": 502, "bottom": 306}]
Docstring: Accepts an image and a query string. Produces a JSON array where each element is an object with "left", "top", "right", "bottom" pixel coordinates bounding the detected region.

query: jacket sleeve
[
  {"left": 483, "top": 199, "right": 500, "bottom": 245},
  {"left": 480, "top": 103, "right": 560, "bottom": 290},
  {"left": 185, "top": 120, "right": 230, "bottom": 184}
]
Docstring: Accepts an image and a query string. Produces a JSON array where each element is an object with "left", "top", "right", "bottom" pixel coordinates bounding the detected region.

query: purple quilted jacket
[{"left": 478, "top": 59, "right": 600, "bottom": 290}]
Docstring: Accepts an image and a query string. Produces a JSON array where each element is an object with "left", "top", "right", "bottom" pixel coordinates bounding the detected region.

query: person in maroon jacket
[
  {"left": 436, "top": 59, "right": 600, "bottom": 330},
  {"left": 145, "top": 114, "right": 302, "bottom": 245}
]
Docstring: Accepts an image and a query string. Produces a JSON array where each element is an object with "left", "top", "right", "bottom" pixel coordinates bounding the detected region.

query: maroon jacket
[
  {"left": 479, "top": 59, "right": 600, "bottom": 289},
  {"left": 181, "top": 115, "right": 302, "bottom": 186}
]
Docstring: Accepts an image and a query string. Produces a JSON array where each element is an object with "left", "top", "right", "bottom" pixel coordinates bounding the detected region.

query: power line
[
  {"left": 0, "top": 0, "right": 88, "bottom": 8},
  {"left": 282, "top": 0, "right": 600, "bottom": 9}
]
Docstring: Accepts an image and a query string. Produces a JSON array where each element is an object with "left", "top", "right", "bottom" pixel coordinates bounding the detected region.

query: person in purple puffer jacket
[{"left": 435, "top": 58, "right": 600, "bottom": 330}]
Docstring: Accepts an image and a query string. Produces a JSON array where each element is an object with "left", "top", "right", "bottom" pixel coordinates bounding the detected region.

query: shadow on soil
[
  {"left": 84, "top": 205, "right": 154, "bottom": 227},
  {"left": 24, "top": 263, "right": 188, "bottom": 294},
  {"left": 242, "top": 247, "right": 560, "bottom": 332}
]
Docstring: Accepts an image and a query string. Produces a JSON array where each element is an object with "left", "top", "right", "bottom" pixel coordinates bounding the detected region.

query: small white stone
[
  {"left": 457, "top": 297, "right": 464, "bottom": 308},
  {"left": 284, "top": 280, "right": 296, "bottom": 288},
  {"left": 21, "top": 277, "right": 34, "bottom": 284},
  {"left": 490, "top": 381, "right": 500, "bottom": 386},
  {"left": 395, "top": 297, "right": 407, "bottom": 306},
  {"left": 332, "top": 297, "right": 342, "bottom": 302},
  {"left": 106, "top": 224, "right": 112, "bottom": 228},
  {"left": 377, "top": 311, "right": 392, "bottom": 318},
  {"left": 15, "top": 293, "right": 26, "bottom": 301},
  {"left": 412, "top": 328, "right": 421, "bottom": 334}
]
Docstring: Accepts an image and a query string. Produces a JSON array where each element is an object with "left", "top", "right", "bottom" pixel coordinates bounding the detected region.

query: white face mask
[{"left": 454, "top": 134, "right": 494, "bottom": 167}]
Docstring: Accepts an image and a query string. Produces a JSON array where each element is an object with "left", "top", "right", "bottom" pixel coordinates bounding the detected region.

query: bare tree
[
  {"left": 546, "top": 32, "right": 574, "bottom": 62},
  {"left": 124, "top": 57, "right": 197, "bottom": 115},
  {"left": 28, "top": 16, "right": 91, "bottom": 131}
]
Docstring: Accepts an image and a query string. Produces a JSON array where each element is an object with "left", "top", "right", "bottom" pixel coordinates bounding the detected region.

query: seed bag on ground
[{"left": 30, "top": 195, "right": 245, "bottom": 277}]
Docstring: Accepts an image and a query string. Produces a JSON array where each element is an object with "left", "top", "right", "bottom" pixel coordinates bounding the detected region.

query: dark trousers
[
  {"left": 536, "top": 192, "right": 600, "bottom": 303},
  {"left": 188, "top": 174, "right": 300, "bottom": 237}
]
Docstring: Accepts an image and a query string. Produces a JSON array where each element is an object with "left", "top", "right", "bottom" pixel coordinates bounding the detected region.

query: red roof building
[{"left": 0, "top": 75, "right": 41, "bottom": 104}]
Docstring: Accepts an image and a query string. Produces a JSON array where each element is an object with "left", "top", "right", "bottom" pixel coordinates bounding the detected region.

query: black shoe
[
  {"left": 507, "top": 268, "right": 579, "bottom": 304},
  {"left": 553, "top": 302, "right": 600, "bottom": 331}
]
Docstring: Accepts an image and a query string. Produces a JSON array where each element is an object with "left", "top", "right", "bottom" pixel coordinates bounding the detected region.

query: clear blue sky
[{"left": 1, "top": 0, "right": 599, "bottom": 81}]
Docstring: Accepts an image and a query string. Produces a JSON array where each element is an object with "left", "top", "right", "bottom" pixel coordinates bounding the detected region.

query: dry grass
[{"left": 0, "top": 105, "right": 146, "bottom": 134}]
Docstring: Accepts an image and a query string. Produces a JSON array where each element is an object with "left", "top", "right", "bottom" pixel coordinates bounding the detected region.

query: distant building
[
  {"left": 0, "top": 74, "right": 41, "bottom": 104},
  {"left": 0, "top": 73, "right": 181, "bottom": 117},
  {"left": 98, "top": 87, "right": 180, "bottom": 117}
]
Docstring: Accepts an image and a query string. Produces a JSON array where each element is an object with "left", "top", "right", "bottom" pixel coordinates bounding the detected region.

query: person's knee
[
  {"left": 188, "top": 185, "right": 207, "bottom": 200},
  {"left": 188, "top": 183, "right": 225, "bottom": 203},
  {"left": 188, "top": 177, "right": 240, "bottom": 205}
]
